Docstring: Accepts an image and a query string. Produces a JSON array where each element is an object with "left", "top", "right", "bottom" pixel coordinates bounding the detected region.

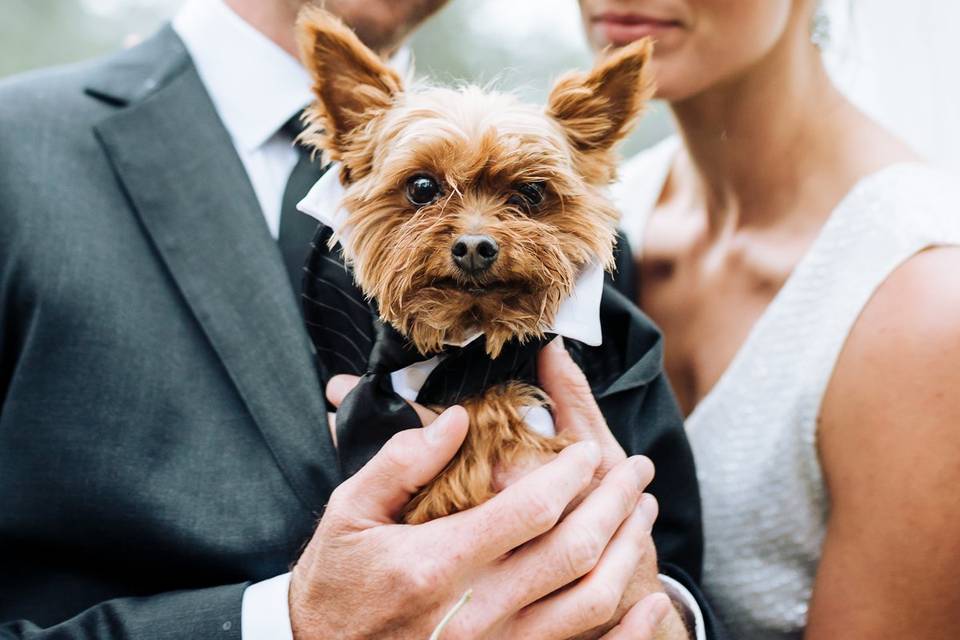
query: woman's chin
[{"left": 635, "top": 60, "right": 691, "bottom": 104}]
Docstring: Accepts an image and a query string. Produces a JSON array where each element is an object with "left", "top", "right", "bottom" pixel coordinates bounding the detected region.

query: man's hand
[
  {"left": 293, "top": 399, "right": 669, "bottom": 639},
  {"left": 537, "top": 338, "right": 692, "bottom": 639},
  {"left": 318, "top": 337, "right": 692, "bottom": 639}
]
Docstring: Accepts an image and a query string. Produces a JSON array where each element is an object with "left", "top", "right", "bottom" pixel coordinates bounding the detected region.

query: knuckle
[
  {"left": 379, "top": 431, "right": 418, "bottom": 471},
  {"left": 564, "top": 530, "right": 604, "bottom": 577},
  {"left": 381, "top": 561, "right": 407, "bottom": 594},
  {"left": 521, "top": 491, "right": 563, "bottom": 533},
  {"left": 321, "top": 486, "right": 352, "bottom": 524},
  {"left": 323, "top": 485, "right": 345, "bottom": 513},
  {"left": 578, "top": 584, "right": 621, "bottom": 628},
  {"left": 578, "top": 455, "right": 600, "bottom": 487},
  {"left": 612, "top": 475, "right": 641, "bottom": 514},
  {"left": 326, "top": 482, "right": 352, "bottom": 507},
  {"left": 567, "top": 378, "right": 594, "bottom": 404},
  {"left": 633, "top": 455, "right": 655, "bottom": 486},
  {"left": 402, "top": 559, "right": 447, "bottom": 598}
]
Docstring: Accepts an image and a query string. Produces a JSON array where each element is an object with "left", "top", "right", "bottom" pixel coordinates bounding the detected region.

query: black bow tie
[{"left": 335, "top": 320, "right": 552, "bottom": 477}]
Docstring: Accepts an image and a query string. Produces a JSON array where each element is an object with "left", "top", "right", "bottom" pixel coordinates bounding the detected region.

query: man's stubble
[{"left": 298, "top": 0, "right": 449, "bottom": 55}]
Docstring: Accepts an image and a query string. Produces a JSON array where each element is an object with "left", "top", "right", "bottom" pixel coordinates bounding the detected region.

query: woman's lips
[{"left": 591, "top": 13, "right": 683, "bottom": 45}]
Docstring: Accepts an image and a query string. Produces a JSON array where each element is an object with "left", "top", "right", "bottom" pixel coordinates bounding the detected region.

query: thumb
[
  {"left": 334, "top": 405, "right": 469, "bottom": 524},
  {"left": 600, "top": 592, "right": 672, "bottom": 640},
  {"left": 326, "top": 374, "right": 360, "bottom": 407},
  {"left": 327, "top": 373, "right": 441, "bottom": 426}
]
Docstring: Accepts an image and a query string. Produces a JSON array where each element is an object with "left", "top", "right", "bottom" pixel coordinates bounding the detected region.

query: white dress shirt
[
  {"left": 173, "top": 0, "right": 312, "bottom": 240},
  {"left": 172, "top": 2, "right": 704, "bottom": 638}
]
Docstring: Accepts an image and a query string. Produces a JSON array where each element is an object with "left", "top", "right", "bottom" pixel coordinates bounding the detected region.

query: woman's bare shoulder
[
  {"left": 819, "top": 244, "right": 960, "bottom": 496},
  {"left": 821, "top": 245, "right": 960, "bottom": 450},
  {"left": 808, "top": 246, "right": 960, "bottom": 636}
]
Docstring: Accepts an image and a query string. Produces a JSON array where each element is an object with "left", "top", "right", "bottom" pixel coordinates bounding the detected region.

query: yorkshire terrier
[{"left": 296, "top": 8, "right": 653, "bottom": 525}]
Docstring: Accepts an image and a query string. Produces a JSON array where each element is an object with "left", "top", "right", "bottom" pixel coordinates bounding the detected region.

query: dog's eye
[
  {"left": 508, "top": 182, "right": 546, "bottom": 210},
  {"left": 406, "top": 175, "right": 442, "bottom": 207}
]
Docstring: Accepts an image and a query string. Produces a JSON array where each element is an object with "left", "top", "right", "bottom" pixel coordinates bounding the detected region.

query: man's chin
[{"left": 309, "top": 0, "right": 449, "bottom": 54}]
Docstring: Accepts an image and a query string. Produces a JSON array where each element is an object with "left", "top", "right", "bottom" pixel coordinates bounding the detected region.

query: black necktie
[{"left": 278, "top": 114, "right": 330, "bottom": 296}]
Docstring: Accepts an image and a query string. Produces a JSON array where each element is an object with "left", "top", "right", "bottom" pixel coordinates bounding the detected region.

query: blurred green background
[
  {"left": 6, "top": 1, "right": 957, "bottom": 170},
  {"left": 0, "top": 0, "right": 673, "bottom": 156}
]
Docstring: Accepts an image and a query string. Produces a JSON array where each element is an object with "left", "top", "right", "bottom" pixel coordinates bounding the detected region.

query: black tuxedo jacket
[{"left": 0, "top": 26, "right": 724, "bottom": 639}]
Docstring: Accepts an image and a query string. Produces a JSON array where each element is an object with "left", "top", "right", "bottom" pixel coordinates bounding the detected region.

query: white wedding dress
[{"left": 612, "top": 137, "right": 960, "bottom": 639}]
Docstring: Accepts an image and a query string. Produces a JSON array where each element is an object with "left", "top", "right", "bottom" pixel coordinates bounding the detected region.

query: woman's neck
[{"left": 669, "top": 27, "right": 860, "bottom": 232}]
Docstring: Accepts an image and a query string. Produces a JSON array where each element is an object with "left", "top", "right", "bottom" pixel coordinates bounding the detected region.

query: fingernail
[
  {"left": 631, "top": 455, "right": 654, "bottom": 483},
  {"left": 647, "top": 592, "right": 672, "bottom": 626},
  {"left": 638, "top": 493, "right": 659, "bottom": 526},
  {"left": 425, "top": 406, "right": 457, "bottom": 444}
]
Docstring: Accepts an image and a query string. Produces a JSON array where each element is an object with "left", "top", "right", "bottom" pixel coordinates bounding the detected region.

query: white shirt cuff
[
  {"left": 659, "top": 573, "right": 706, "bottom": 640},
  {"left": 241, "top": 572, "right": 294, "bottom": 640}
]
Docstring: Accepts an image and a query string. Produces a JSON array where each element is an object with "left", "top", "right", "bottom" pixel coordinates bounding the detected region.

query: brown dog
[{"left": 297, "top": 8, "right": 653, "bottom": 524}]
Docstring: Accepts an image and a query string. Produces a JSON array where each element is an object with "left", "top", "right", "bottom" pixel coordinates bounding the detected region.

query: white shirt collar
[
  {"left": 298, "top": 167, "right": 605, "bottom": 346},
  {"left": 172, "top": 0, "right": 314, "bottom": 152}
]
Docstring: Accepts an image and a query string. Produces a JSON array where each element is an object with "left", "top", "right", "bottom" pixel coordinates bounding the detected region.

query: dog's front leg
[{"left": 402, "top": 382, "right": 569, "bottom": 524}]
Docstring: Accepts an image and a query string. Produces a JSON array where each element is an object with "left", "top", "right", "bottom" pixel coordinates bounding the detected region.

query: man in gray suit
[{"left": 0, "top": 1, "right": 709, "bottom": 638}]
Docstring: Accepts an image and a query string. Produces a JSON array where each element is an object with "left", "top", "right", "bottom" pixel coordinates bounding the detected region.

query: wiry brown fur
[
  {"left": 547, "top": 42, "right": 656, "bottom": 185},
  {"left": 297, "top": 5, "right": 403, "bottom": 177},
  {"left": 403, "top": 382, "right": 571, "bottom": 523},
  {"left": 297, "top": 9, "right": 653, "bottom": 518}
]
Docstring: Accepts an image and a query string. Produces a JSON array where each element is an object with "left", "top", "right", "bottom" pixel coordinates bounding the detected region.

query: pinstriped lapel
[{"left": 90, "top": 27, "right": 341, "bottom": 509}]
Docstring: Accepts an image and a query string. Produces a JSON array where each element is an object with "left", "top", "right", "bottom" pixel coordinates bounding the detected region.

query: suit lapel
[{"left": 90, "top": 28, "right": 341, "bottom": 509}]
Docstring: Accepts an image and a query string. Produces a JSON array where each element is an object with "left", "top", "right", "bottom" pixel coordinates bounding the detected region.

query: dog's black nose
[{"left": 452, "top": 234, "right": 499, "bottom": 274}]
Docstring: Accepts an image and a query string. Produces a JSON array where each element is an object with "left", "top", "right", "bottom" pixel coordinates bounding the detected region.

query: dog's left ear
[
  {"left": 297, "top": 7, "right": 403, "bottom": 168},
  {"left": 547, "top": 38, "right": 655, "bottom": 180}
]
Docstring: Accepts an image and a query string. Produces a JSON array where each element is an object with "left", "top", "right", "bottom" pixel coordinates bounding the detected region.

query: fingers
[
  {"left": 436, "top": 440, "right": 601, "bottom": 564},
  {"left": 326, "top": 374, "right": 440, "bottom": 425},
  {"left": 328, "top": 405, "right": 469, "bottom": 524},
  {"left": 490, "top": 455, "right": 655, "bottom": 613},
  {"left": 508, "top": 494, "right": 660, "bottom": 638},
  {"left": 537, "top": 337, "right": 625, "bottom": 471},
  {"left": 326, "top": 374, "right": 360, "bottom": 407},
  {"left": 491, "top": 449, "right": 558, "bottom": 492},
  {"left": 600, "top": 593, "right": 673, "bottom": 640}
]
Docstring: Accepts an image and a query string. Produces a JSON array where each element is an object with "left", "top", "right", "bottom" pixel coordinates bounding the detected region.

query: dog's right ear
[
  {"left": 546, "top": 38, "right": 654, "bottom": 184},
  {"left": 297, "top": 7, "right": 403, "bottom": 166}
]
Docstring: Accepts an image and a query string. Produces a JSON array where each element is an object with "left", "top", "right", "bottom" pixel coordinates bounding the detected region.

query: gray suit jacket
[{"left": 0, "top": 26, "right": 339, "bottom": 638}]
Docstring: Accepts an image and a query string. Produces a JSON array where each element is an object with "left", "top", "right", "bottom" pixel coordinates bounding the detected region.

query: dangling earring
[{"left": 811, "top": 5, "right": 831, "bottom": 49}]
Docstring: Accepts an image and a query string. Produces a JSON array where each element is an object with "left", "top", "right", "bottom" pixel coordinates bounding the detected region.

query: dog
[{"left": 296, "top": 8, "right": 653, "bottom": 525}]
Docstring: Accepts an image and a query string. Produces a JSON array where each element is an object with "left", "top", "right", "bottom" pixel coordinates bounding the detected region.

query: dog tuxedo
[{"left": 299, "top": 168, "right": 605, "bottom": 478}]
